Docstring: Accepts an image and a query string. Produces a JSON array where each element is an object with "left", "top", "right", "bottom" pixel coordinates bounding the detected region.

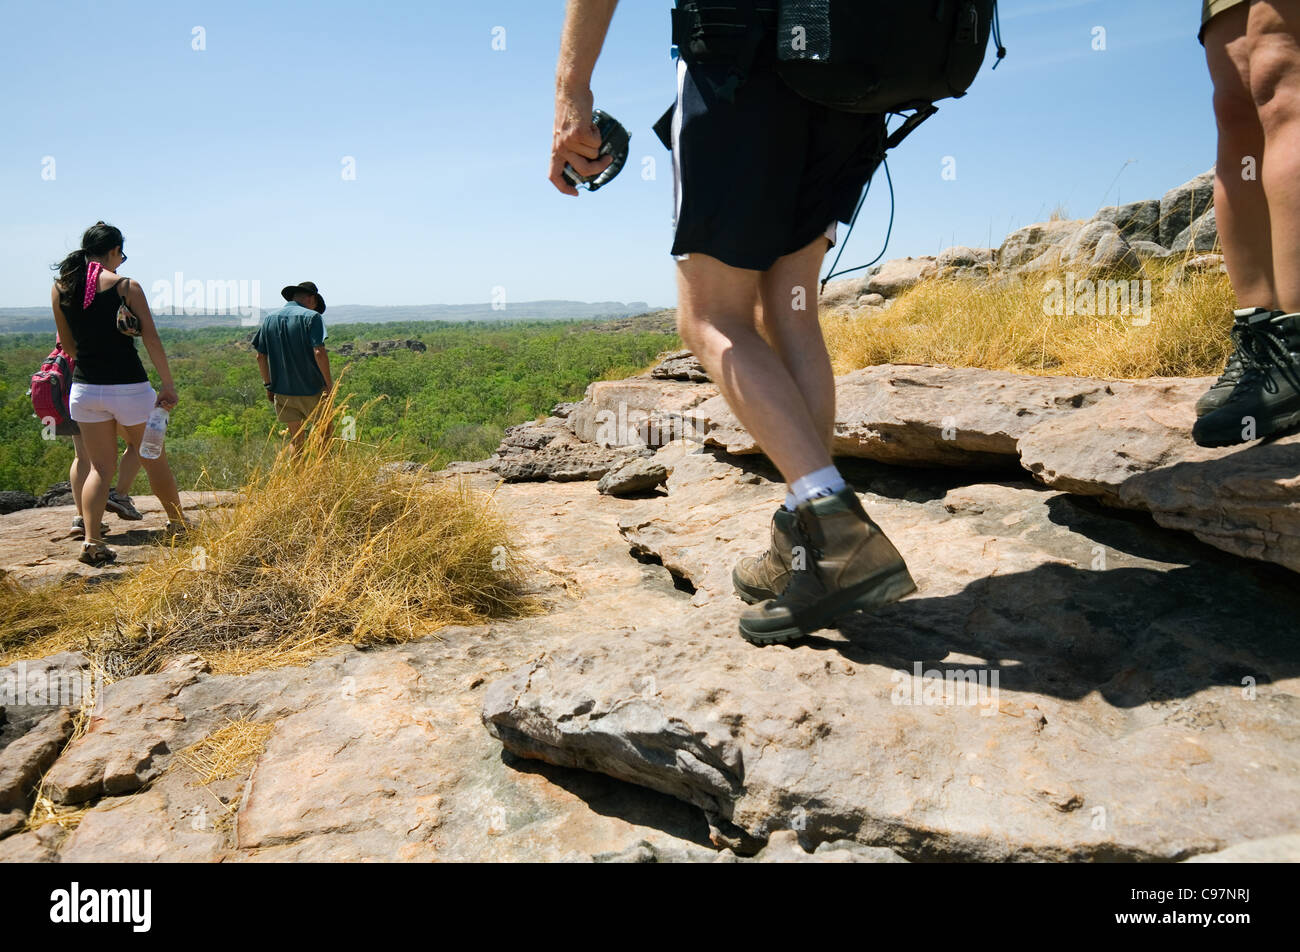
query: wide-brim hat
[{"left": 281, "top": 281, "right": 326, "bottom": 314}]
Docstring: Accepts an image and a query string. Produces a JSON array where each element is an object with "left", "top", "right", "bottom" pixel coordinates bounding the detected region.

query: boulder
[
  {"left": 568, "top": 379, "right": 717, "bottom": 449},
  {"left": 497, "top": 418, "right": 565, "bottom": 454},
  {"left": 864, "top": 257, "right": 938, "bottom": 298},
  {"left": 491, "top": 439, "right": 649, "bottom": 483},
  {"left": 686, "top": 365, "right": 1120, "bottom": 467},
  {"left": 1094, "top": 200, "right": 1161, "bottom": 244},
  {"left": 937, "top": 246, "right": 995, "bottom": 269},
  {"left": 0, "top": 492, "right": 37, "bottom": 515},
  {"left": 673, "top": 366, "right": 1298, "bottom": 574},
  {"left": 650, "top": 350, "right": 710, "bottom": 383},
  {"left": 997, "top": 219, "right": 1086, "bottom": 271},
  {"left": 36, "top": 482, "right": 74, "bottom": 508},
  {"left": 1129, "top": 240, "right": 1172, "bottom": 260},
  {"left": 597, "top": 458, "right": 670, "bottom": 496},
  {"left": 42, "top": 666, "right": 205, "bottom": 804},
  {"left": 1171, "top": 207, "right": 1219, "bottom": 254},
  {"left": 0, "top": 708, "right": 74, "bottom": 835},
  {"left": 935, "top": 264, "right": 993, "bottom": 282},
  {"left": 1167, "top": 253, "right": 1227, "bottom": 288},
  {"left": 1159, "top": 169, "right": 1215, "bottom": 248},
  {"left": 857, "top": 292, "right": 887, "bottom": 307},
  {"left": 1057, "top": 221, "right": 1143, "bottom": 276},
  {"left": 819, "top": 277, "right": 868, "bottom": 309}
]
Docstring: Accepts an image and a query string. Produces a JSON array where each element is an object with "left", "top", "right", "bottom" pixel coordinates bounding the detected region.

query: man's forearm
[
  {"left": 256, "top": 353, "right": 270, "bottom": 385},
  {"left": 557, "top": 0, "right": 618, "bottom": 92},
  {"left": 314, "top": 349, "right": 332, "bottom": 389}
]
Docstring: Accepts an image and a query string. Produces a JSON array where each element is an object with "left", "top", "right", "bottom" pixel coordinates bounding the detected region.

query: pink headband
[{"left": 83, "top": 260, "right": 103, "bottom": 310}]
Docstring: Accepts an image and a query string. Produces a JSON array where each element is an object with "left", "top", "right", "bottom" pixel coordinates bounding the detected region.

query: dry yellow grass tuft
[
  {"left": 175, "top": 718, "right": 273, "bottom": 785},
  {"left": 822, "top": 255, "right": 1236, "bottom": 379},
  {"left": 25, "top": 795, "right": 92, "bottom": 834},
  {"left": 1, "top": 384, "right": 533, "bottom": 676}
]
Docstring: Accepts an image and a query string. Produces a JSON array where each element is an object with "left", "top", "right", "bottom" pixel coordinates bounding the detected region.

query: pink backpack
[{"left": 30, "top": 340, "right": 75, "bottom": 427}]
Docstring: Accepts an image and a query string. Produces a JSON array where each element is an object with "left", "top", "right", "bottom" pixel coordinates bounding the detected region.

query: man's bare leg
[
  {"left": 676, "top": 252, "right": 832, "bottom": 485},
  {"left": 1207, "top": 5, "right": 1277, "bottom": 309},
  {"left": 758, "top": 237, "right": 837, "bottom": 452},
  {"left": 1251, "top": 0, "right": 1300, "bottom": 311}
]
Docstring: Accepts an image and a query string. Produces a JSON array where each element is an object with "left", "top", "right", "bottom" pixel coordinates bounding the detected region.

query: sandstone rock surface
[{"left": 486, "top": 449, "right": 1300, "bottom": 861}]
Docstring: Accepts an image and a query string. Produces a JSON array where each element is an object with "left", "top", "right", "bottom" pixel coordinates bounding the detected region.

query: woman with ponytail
[{"left": 50, "top": 222, "right": 187, "bottom": 566}]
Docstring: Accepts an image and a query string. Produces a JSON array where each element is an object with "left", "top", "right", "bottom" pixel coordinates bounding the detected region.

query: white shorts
[{"left": 68, "top": 381, "right": 157, "bottom": 427}]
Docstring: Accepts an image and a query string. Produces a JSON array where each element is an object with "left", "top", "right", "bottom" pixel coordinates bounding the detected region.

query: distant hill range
[{"left": 0, "top": 300, "right": 657, "bottom": 335}]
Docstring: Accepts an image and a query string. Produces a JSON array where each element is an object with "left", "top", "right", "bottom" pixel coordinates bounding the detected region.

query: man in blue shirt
[{"left": 252, "top": 281, "right": 333, "bottom": 453}]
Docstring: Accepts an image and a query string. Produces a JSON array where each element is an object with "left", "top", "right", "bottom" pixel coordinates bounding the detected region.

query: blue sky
[{"left": 0, "top": 1, "right": 1214, "bottom": 310}]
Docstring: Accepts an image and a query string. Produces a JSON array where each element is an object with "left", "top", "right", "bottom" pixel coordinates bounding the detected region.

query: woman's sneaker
[
  {"left": 1195, "top": 308, "right": 1277, "bottom": 417},
  {"left": 738, "top": 488, "right": 916, "bottom": 646},
  {"left": 105, "top": 488, "right": 144, "bottom": 520},
  {"left": 732, "top": 507, "right": 798, "bottom": 604},
  {"left": 78, "top": 540, "right": 117, "bottom": 567},
  {"left": 1193, "top": 311, "right": 1300, "bottom": 447}
]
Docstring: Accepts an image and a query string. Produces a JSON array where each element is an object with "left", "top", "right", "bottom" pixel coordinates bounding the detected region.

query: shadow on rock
[{"left": 826, "top": 559, "right": 1300, "bottom": 706}]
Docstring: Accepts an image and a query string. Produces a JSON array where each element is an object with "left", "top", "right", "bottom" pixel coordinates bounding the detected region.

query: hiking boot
[
  {"left": 78, "top": 540, "right": 117, "bottom": 567},
  {"left": 105, "top": 488, "right": 144, "bottom": 520},
  {"left": 1195, "top": 308, "right": 1278, "bottom": 417},
  {"left": 732, "top": 507, "right": 798, "bottom": 604},
  {"left": 1193, "top": 311, "right": 1300, "bottom": 448},
  {"left": 738, "top": 487, "right": 916, "bottom": 646}
]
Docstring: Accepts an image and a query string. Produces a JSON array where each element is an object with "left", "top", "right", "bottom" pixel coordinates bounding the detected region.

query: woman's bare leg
[
  {"left": 121, "top": 421, "right": 185, "bottom": 524},
  {"left": 79, "top": 421, "right": 118, "bottom": 544},
  {"left": 115, "top": 424, "right": 143, "bottom": 496},
  {"left": 69, "top": 434, "right": 90, "bottom": 518}
]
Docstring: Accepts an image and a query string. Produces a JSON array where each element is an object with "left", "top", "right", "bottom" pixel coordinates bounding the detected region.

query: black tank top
[{"left": 64, "top": 277, "right": 149, "bottom": 385}]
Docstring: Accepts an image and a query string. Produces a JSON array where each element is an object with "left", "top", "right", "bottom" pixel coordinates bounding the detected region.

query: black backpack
[
  {"left": 666, "top": 1, "right": 1003, "bottom": 148},
  {"left": 774, "top": 0, "right": 1003, "bottom": 116}
]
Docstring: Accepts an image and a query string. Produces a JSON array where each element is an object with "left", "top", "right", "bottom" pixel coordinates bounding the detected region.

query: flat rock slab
[
  {"left": 2, "top": 481, "right": 724, "bottom": 862},
  {"left": 673, "top": 365, "right": 1298, "bottom": 573},
  {"left": 0, "top": 491, "right": 236, "bottom": 586},
  {"left": 486, "top": 450, "right": 1300, "bottom": 861}
]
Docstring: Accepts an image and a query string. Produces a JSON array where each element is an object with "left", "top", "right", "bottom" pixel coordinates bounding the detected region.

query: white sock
[
  {"left": 782, "top": 492, "right": 797, "bottom": 512},
  {"left": 790, "top": 466, "right": 846, "bottom": 506}
]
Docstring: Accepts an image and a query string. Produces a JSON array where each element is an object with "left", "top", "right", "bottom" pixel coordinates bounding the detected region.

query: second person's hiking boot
[
  {"left": 738, "top": 487, "right": 916, "bottom": 646},
  {"left": 1195, "top": 307, "right": 1278, "bottom": 417},
  {"left": 106, "top": 488, "right": 144, "bottom": 520},
  {"left": 732, "top": 507, "right": 798, "bottom": 604},
  {"left": 1193, "top": 310, "right": 1300, "bottom": 447}
]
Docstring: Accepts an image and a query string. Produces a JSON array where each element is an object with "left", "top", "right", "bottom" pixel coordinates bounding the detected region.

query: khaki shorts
[
  {"left": 273, "top": 391, "right": 323, "bottom": 425},
  {"left": 1201, "top": 0, "right": 1250, "bottom": 42}
]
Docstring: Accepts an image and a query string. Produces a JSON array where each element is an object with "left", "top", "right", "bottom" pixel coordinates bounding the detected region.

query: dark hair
[{"left": 52, "top": 221, "right": 124, "bottom": 310}]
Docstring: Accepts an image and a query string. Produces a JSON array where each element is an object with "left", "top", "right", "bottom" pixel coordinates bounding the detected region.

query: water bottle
[{"left": 139, "top": 407, "right": 169, "bottom": 459}]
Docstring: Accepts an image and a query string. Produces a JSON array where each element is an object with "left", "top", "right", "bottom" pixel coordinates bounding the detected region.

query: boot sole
[
  {"left": 1194, "top": 405, "right": 1300, "bottom": 447},
  {"left": 738, "top": 566, "right": 917, "bottom": 646}
]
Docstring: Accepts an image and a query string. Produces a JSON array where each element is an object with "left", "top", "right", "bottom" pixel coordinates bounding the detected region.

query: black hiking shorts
[{"left": 670, "top": 56, "right": 887, "bottom": 272}]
